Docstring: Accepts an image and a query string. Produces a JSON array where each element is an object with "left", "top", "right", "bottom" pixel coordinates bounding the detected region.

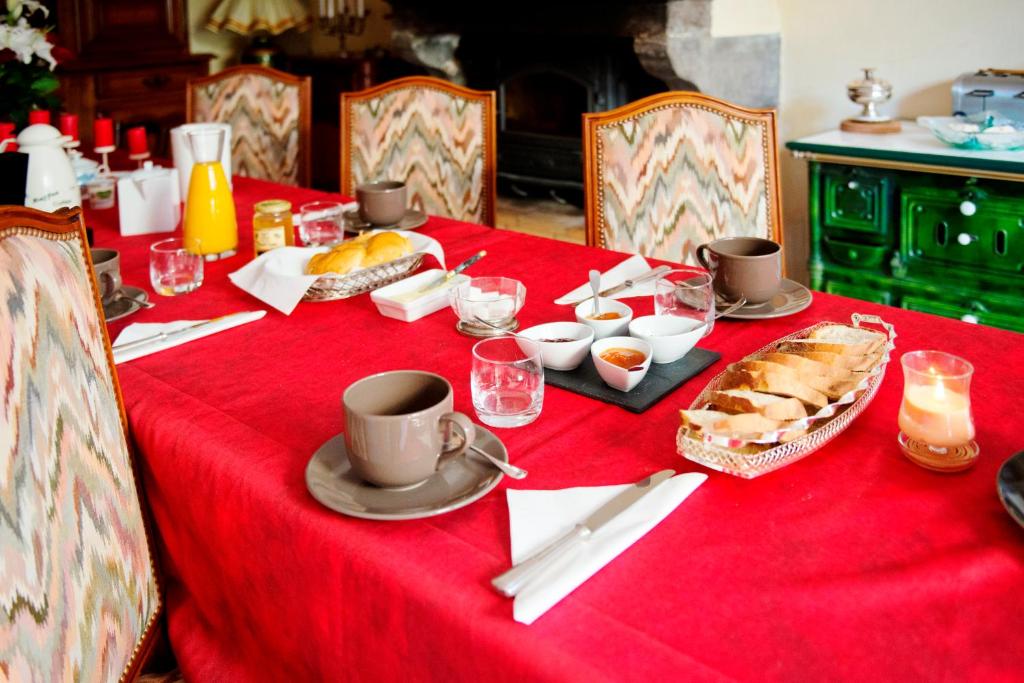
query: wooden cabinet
[
  {"left": 49, "top": 0, "right": 210, "bottom": 155},
  {"left": 788, "top": 124, "right": 1024, "bottom": 334}
]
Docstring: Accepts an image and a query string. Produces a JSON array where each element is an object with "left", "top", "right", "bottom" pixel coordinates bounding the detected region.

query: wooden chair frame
[
  {"left": 187, "top": 64, "right": 313, "bottom": 188},
  {"left": 582, "top": 90, "right": 784, "bottom": 255},
  {"left": 340, "top": 76, "right": 497, "bottom": 227},
  {"left": 0, "top": 206, "right": 163, "bottom": 682}
]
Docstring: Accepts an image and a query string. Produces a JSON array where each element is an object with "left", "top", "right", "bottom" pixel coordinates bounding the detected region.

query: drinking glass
[
  {"left": 654, "top": 268, "right": 716, "bottom": 336},
  {"left": 471, "top": 336, "right": 544, "bottom": 428},
  {"left": 150, "top": 237, "right": 203, "bottom": 296},
  {"left": 299, "top": 200, "right": 346, "bottom": 246}
]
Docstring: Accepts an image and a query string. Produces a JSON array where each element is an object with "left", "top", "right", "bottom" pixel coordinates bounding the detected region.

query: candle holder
[
  {"left": 897, "top": 350, "right": 979, "bottom": 472},
  {"left": 94, "top": 145, "right": 115, "bottom": 176}
]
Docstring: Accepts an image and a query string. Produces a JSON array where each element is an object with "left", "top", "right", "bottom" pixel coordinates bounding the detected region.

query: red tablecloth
[{"left": 91, "top": 177, "right": 1024, "bottom": 682}]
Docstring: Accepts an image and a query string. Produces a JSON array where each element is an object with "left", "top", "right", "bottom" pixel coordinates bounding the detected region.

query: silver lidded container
[{"left": 847, "top": 68, "right": 893, "bottom": 122}]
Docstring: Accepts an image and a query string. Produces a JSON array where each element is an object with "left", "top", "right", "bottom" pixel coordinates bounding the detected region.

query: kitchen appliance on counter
[{"left": 952, "top": 69, "right": 1024, "bottom": 121}]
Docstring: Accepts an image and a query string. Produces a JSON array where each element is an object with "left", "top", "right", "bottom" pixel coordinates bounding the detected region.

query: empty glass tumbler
[
  {"left": 150, "top": 237, "right": 203, "bottom": 296},
  {"left": 471, "top": 336, "right": 544, "bottom": 428},
  {"left": 654, "top": 268, "right": 716, "bottom": 336}
]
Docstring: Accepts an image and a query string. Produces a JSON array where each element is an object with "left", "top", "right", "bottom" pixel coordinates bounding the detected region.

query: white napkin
[
  {"left": 228, "top": 230, "right": 446, "bottom": 315},
  {"left": 554, "top": 254, "right": 656, "bottom": 305},
  {"left": 112, "top": 310, "right": 267, "bottom": 364},
  {"left": 506, "top": 472, "right": 707, "bottom": 625}
]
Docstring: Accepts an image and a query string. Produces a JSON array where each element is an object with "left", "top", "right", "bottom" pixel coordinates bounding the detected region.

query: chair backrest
[
  {"left": 341, "top": 76, "right": 497, "bottom": 226},
  {"left": 187, "top": 64, "right": 312, "bottom": 187},
  {"left": 583, "top": 91, "right": 782, "bottom": 266},
  {"left": 0, "top": 207, "right": 161, "bottom": 682}
]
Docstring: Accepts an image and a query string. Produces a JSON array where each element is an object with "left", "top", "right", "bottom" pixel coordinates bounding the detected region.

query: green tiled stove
[{"left": 788, "top": 122, "right": 1024, "bottom": 333}]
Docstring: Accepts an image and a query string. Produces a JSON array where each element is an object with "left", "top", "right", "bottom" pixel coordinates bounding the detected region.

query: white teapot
[{"left": 0, "top": 124, "right": 82, "bottom": 212}]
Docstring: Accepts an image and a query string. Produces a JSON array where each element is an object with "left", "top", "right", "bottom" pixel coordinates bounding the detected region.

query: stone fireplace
[{"left": 387, "top": 0, "right": 780, "bottom": 197}]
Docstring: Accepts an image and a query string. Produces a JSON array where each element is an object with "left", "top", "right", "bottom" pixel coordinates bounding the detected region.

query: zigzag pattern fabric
[
  {"left": 0, "top": 232, "right": 158, "bottom": 681},
  {"left": 597, "top": 106, "right": 771, "bottom": 265},
  {"left": 348, "top": 87, "right": 488, "bottom": 224},
  {"left": 192, "top": 73, "right": 303, "bottom": 186}
]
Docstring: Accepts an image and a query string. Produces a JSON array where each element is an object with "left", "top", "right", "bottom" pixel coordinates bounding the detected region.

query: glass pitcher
[{"left": 183, "top": 128, "right": 238, "bottom": 260}]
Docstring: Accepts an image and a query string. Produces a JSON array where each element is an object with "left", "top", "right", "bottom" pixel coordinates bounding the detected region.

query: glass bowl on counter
[
  {"left": 449, "top": 276, "right": 526, "bottom": 337},
  {"left": 918, "top": 112, "right": 1024, "bottom": 151}
]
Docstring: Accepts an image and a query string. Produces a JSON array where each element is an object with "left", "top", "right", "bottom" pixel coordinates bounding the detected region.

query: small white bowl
[
  {"left": 517, "top": 322, "right": 595, "bottom": 371},
  {"left": 574, "top": 298, "right": 633, "bottom": 340},
  {"left": 591, "top": 336, "right": 652, "bottom": 392},
  {"left": 628, "top": 315, "right": 706, "bottom": 364}
]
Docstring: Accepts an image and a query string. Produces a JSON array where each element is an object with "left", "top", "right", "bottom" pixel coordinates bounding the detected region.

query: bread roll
[{"left": 306, "top": 244, "right": 366, "bottom": 275}]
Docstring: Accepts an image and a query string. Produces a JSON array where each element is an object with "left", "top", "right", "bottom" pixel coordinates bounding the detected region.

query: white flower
[
  {"left": 5, "top": 0, "right": 48, "bottom": 20},
  {"left": 0, "top": 17, "right": 56, "bottom": 69}
]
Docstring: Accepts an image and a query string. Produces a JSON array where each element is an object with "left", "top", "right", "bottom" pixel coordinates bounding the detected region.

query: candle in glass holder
[
  {"left": 94, "top": 117, "right": 115, "bottom": 149},
  {"left": 58, "top": 113, "right": 79, "bottom": 141},
  {"left": 28, "top": 109, "right": 51, "bottom": 125},
  {"left": 126, "top": 126, "right": 149, "bottom": 157},
  {"left": 897, "top": 350, "right": 978, "bottom": 472}
]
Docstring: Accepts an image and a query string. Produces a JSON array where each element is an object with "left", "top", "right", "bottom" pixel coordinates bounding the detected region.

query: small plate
[
  {"left": 305, "top": 425, "right": 507, "bottom": 520},
  {"left": 103, "top": 285, "right": 149, "bottom": 322},
  {"left": 344, "top": 208, "right": 429, "bottom": 232},
  {"left": 718, "top": 278, "right": 812, "bottom": 320},
  {"left": 997, "top": 450, "right": 1024, "bottom": 529}
]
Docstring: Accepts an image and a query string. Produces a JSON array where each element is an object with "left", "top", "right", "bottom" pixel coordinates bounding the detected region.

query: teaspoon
[{"left": 470, "top": 444, "right": 528, "bottom": 479}]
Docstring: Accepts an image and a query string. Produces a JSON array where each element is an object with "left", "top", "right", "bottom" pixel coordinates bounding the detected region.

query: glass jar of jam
[{"left": 252, "top": 199, "right": 294, "bottom": 256}]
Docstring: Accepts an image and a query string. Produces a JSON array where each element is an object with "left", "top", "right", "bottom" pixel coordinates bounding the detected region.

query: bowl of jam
[
  {"left": 517, "top": 321, "right": 595, "bottom": 371},
  {"left": 591, "top": 336, "right": 652, "bottom": 392},
  {"left": 574, "top": 297, "right": 632, "bottom": 339}
]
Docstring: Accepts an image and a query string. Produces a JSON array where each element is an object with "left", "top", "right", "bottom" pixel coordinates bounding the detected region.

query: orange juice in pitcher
[{"left": 183, "top": 128, "right": 238, "bottom": 259}]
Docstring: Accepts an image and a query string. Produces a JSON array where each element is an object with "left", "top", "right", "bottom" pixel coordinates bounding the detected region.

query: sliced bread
[
  {"left": 719, "top": 368, "right": 829, "bottom": 409},
  {"left": 768, "top": 347, "right": 880, "bottom": 372},
  {"left": 679, "top": 409, "right": 782, "bottom": 437},
  {"left": 808, "top": 324, "right": 886, "bottom": 353},
  {"left": 730, "top": 360, "right": 859, "bottom": 401},
  {"left": 777, "top": 338, "right": 881, "bottom": 359},
  {"left": 758, "top": 352, "right": 867, "bottom": 384},
  {"left": 708, "top": 389, "right": 808, "bottom": 421}
]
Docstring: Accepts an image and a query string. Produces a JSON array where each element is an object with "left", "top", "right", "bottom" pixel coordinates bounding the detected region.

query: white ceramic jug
[
  {"left": 171, "top": 122, "right": 232, "bottom": 202},
  {"left": 0, "top": 124, "right": 82, "bottom": 212},
  {"left": 117, "top": 161, "right": 181, "bottom": 236}
]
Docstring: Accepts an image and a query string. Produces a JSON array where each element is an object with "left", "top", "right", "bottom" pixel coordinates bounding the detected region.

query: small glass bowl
[
  {"left": 449, "top": 276, "right": 526, "bottom": 337},
  {"left": 918, "top": 113, "right": 1024, "bottom": 151}
]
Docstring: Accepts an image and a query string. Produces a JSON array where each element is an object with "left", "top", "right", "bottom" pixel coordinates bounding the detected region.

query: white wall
[{"left": 777, "top": 0, "right": 1024, "bottom": 280}]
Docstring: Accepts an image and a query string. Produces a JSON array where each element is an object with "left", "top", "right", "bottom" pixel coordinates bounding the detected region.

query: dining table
[{"left": 90, "top": 176, "right": 1023, "bottom": 682}]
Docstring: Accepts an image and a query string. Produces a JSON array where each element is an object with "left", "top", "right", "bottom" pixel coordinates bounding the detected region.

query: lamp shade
[{"left": 206, "top": 0, "right": 312, "bottom": 36}]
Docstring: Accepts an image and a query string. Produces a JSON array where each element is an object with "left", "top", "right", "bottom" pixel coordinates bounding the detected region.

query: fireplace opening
[{"left": 503, "top": 69, "right": 590, "bottom": 138}]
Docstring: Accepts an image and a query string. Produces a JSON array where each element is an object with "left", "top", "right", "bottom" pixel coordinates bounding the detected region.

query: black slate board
[{"left": 544, "top": 347, "right": 720, "bottom": 413}]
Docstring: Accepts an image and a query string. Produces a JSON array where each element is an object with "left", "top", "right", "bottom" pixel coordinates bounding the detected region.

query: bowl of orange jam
[
  {"left": 574, "top": 297, "right": 632, "bottom": 339},
  {"left": 591, "top": 336, "right": 652, "bottom": 392}
]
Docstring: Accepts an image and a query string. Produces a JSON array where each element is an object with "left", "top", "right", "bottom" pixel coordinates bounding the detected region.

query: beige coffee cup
[
  {"left": 696, "top": 237, "right": 782, "bottom": 305},
  {"left": 90, "top": 248, "right": 122, "bottom": 306},
  {"left": 356, "top": 180, "right": 407, "bottom": 226},
  {"left": 343, "top": 370, "right": 476, "bottom": 488}
]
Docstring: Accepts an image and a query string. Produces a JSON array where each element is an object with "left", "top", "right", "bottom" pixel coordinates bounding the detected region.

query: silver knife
[
  {"left": 569, "top": 265, "right": 672, "bottom": 305},
  {"left": 491, "top": 469, "right": 676, "bottom": 597},
  {"left": 111, "top": 311, "right": 257, "bottom": 353},
  {"left": 401, "top": 249, "right": 487, "bottom": 300}
]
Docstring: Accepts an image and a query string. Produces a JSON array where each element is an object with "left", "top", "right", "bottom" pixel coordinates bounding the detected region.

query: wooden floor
[{"left": 494, "top": 196, "right": 585, "bottom": 245}]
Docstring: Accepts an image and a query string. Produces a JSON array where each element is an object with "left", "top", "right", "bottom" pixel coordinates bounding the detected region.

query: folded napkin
[
  {"left": 506, "top": 472, "right": 707, "bottom": 624},
  {"left": 228, "top": 230, "right": 446, "bottom": 315},
  {"left": 554, "top": 254, "right": 656, "bottom": 305},
  {"left": 112, "top": 310, "right": 267, "bottom": 364}
]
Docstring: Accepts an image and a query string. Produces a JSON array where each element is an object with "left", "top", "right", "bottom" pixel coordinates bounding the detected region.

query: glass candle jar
[
  {"left": 253, "top": 199, "right": 294, "bottom": 256},
  {"left": 897, "top": 350, "right": 978, "bottom": 472}
]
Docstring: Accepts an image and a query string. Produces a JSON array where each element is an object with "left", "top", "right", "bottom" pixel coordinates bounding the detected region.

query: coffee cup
[
  {"left": 343, "top": 370, "right": 476, "bottom": 488},
  {"left": 695, "top": 237, "right": 782, "bottom": 305},
  {"left": 90, "top": 248, "right": 122, "bottom": 306},
  {"left": 356, "top": 181, "right": 407, "bottom": 226}
]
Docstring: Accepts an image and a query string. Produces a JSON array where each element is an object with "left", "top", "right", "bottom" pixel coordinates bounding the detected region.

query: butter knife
[
  {"left": 491, "top": 468, "right": 676, "bottom": 598},
  {"left": 111, "top": 311, "right": 264, "bottom": 354},
  {"left": 569, "top": 265, "right": 672, "bottom": 305},
  {"left": 405, "top": 249, "right": 487, "bottom": 298}
]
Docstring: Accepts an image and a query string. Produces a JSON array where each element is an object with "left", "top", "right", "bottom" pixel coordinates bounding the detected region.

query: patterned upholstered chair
[
  {"left": 0, "top": 207, "right": 161, "bottom": 681},
  {"left": 583, "top": 91, "right": 783, "bottom": 266},
  {"left": 187, "top": 65, "right": 312, "bottom": 187},
  {"left": 341, "top": 76, "right": 497, "bottom": 226}
]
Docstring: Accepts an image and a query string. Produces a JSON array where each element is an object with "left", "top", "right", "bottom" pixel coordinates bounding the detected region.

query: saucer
[
  {"left": 103, "top": 285, "right": 149, "bottom": 322},
  {"left": 997, "top": 450, "right": 1023, "bottom": 529},
  {"left": 344, "top": 208, "right": 429, "bottom": 232},
  {"left": 305, "top": 425, "right": 507, "bottom": 521},
  {"left": 719, "top": 278, "right": 812, "bottom": 320}
]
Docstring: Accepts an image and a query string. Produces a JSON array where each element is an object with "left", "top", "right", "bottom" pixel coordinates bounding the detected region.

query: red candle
[
  {"left": 28, "top": 109, "right": 51, "bottom": 126},
  {"left": 126, "top": 126, "right": 148, "bottom": 156},
  {"left": 58, "top": 113, "right": 79, "bottom": 141},
  {"left": 0, "top": 122, "right": 16, "bottom": 152},
  {"left": 94, "top": 117, "right": 114, "bottom": 148}
]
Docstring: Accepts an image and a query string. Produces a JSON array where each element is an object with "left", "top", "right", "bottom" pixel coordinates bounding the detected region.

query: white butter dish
[{"left": 371, "top": 269, "right": 470, "bottom": 322}]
